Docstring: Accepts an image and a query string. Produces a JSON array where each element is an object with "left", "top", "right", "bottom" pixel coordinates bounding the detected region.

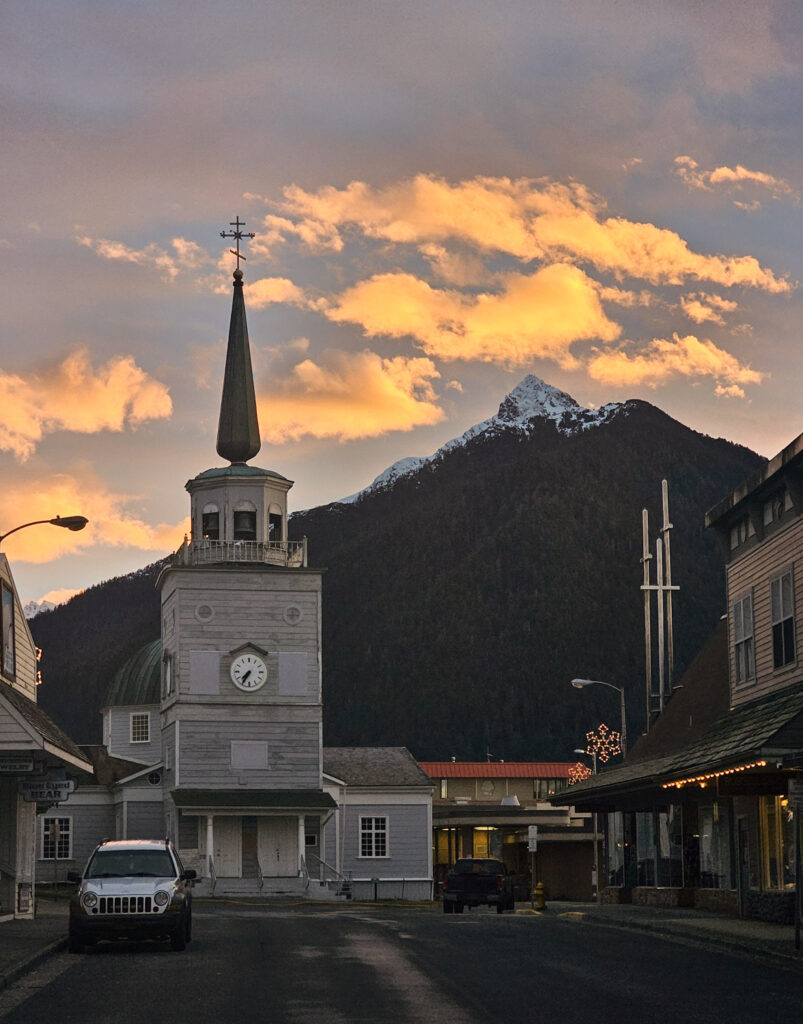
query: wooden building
[
  {"left": 560, "top": 434, "right": 803, "bottom": 922},
  {"left": 1, "top": 553, "right": 92, "bottom": 919}
]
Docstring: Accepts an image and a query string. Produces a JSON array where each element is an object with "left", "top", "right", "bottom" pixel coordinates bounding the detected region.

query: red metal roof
[{"left": 419, "top": 762, "right": 575, "bottom": 779}]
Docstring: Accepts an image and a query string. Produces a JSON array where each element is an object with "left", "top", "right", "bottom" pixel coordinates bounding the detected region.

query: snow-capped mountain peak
[{"left": 340, "top": 375, "right": 625, "bottom": 503}]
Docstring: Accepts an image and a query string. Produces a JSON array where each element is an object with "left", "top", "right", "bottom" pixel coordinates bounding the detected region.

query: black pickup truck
[{"left": 442, "top": 857, "right": 515, "bottom": 914}]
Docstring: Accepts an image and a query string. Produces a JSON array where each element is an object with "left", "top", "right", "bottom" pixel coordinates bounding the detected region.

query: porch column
[
  {"left": 206, "top": 815, "right": 214, "bottom": 878},
  {"left": 298, "top": 815, "right": 306, "bottom": 874}
]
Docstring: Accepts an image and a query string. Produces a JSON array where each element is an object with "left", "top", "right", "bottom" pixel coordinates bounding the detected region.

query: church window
[
  {"left": 359, "top": 816, "right": 388, "bottom": 857},
  {"left": 41, "top": 817, "right": 72, "bottom": 860},
  {"left": 1, "top": 582, "right": 15, "bottom": 679},
  {"left": 130, "top": 712, "right": 150, "bottom": 744},
  {"left": 202, "top": 505, "right": 220, "bottom": 540},
  {"left": 163, "top": 653, "right": 173, "bottom": 697},
  {"left": 771, "top": 569, "right": 795, "bottom": 669}
]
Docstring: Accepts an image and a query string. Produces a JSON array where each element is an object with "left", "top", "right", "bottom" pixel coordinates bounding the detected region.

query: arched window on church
[
  {"left": 202, "top": 504, "right": 220, "bottom": 540},
  {"left": 268, "top": 504, "right": 283, "bottom": 543},
  {"left": 233, "top": 501, "right": 257, "bottom": 541}
]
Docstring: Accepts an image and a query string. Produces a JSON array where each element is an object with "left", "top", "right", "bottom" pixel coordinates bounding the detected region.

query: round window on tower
[{"left": 194, "top": 604, "right": 215, "bottom": 623}]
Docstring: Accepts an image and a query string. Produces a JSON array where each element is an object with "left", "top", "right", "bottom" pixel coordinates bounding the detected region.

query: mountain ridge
[{"left": 32, "top": 378, "right": 764, "bottom": 759}]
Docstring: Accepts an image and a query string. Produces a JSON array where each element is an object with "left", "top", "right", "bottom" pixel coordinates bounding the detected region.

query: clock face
[{"left": 230, "top": 653, "right": 268, "bottom": 692}]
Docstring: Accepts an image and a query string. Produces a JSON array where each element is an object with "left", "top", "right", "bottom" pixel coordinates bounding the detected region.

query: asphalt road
[{"left": 1, "top": 903, "right": 801, "bottom": 1024}]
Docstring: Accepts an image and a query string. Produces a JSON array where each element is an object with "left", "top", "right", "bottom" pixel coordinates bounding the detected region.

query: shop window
[
  {"left": 42, "top": 817, "right": 72, "bottom": 860},
  {"left": 656, "top": 806, "right": 683, "bottom": 887},
  {"left": 771, "top": 569, "right": 795, "bottom": 669},
  {"left": 760, "top": 795, "right": 796, "bottom": 890},
  {"left": 635, "top": 812, "right": 656, "bottom": 886},
  {"left": 698, "top": 802, "right": 733, "bottom": 889},
  {"left": 732, "top": 591, "right": 754, "bottom": 683},
  {"left": 606, "top": 813, "right": 625, "bottom": 887},
  {"left": 440, "top": 779, "right": 448, "bottom": 798}
]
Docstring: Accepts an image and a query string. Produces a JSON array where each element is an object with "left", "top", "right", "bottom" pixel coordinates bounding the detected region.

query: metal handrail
[
  {"left": 306, "top": 852, "right": 350, "bottom": 884},
  {"left": 209, "top": 856, "right": 217, "bottom": 895},
  {"left": 174, "top": 537, "right": 308, "bottom": 568},
  {"left": 299, "top": 855, "right": 309, "bottom": 890},
  {"left": 256, "top": 856, "right": 264, "bottom": 892}
]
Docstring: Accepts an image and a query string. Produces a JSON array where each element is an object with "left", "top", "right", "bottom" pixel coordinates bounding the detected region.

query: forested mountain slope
[{"left": 33, "top": 380, "right": 762, "bottom": 758}]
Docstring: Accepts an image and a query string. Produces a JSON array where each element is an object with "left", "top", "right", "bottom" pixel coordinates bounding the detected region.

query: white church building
[{"left": 32, "top": 226, "right": 433, "bottom": 903}]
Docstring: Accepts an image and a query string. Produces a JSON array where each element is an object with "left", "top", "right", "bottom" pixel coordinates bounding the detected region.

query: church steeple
[{"left": 216, "top": 219, "right": 261, "bottom": 465}]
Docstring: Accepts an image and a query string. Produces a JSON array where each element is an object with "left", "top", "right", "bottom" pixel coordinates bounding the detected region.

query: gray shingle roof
[
  {"left": 0, "top": 679, "right": 91, "bottom": 768},
  {"left": 323, "top": 747, "right": 432, "bottom": 787}
]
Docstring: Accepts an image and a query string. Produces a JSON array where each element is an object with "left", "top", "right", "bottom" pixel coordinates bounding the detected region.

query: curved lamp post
[
  {"left": 0, "top": 516, "right": 89, "bottom": 547},
  {"left": 571, "top": 678, "right": 627, "bottom": 755}
]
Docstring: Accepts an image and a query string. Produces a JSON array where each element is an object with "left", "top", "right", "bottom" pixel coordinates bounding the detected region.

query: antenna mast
[{"left": 640, "top": 480, "right": 680, "bottom": 728}]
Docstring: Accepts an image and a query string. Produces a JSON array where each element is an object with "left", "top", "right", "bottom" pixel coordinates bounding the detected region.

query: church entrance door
[
  {"left": 258, "top": 816, "right": 297, "bottom": 877},
  {"left": 214, "top": 816, "right": 242, "bottom": 877}
]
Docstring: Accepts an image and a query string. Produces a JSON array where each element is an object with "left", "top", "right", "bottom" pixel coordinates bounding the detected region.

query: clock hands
[{"left": 241, "top": 669, "right": 252, "bottom": 683}]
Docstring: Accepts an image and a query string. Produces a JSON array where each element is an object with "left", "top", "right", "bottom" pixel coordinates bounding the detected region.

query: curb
[
  {"left": 570, "top": 911, "right": 802, "bottom": 966},
  {"left": 0, "top": 938, "right": 67, "bottom": 992}
]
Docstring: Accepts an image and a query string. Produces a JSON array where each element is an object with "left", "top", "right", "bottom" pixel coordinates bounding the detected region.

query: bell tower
[{"left": 157, "top": 218, "right": 332, "bottom": 892}]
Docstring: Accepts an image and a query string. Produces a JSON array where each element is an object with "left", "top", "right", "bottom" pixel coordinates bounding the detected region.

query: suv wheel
[{"left": 170, "top": 918, "right": 187, "bottom": 952}]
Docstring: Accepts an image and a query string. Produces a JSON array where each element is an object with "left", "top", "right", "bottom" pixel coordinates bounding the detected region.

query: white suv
[{"left": 68, "top": 839, "right": 195, "bottom": 952}]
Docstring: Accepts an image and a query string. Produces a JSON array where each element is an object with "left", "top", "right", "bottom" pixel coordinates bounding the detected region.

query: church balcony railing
[{"left": 173, "top": 537, "right": 308, "bottom": 568}]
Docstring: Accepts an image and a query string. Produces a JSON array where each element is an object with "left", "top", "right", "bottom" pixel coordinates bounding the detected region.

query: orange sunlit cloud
[
  {"left": 258, "top": 350, "right": 444, "bottom": 442},
  {"left": 76, "top": 235, "right": 210, "bottom": 281},
  {"left": 0, "top": 473, "right": 188, "bottom": 563},
  {"left": 0, "top": 349, "right": 172, "bottom": 460},
  {"left": 587, "top": 333, "right": 764, "bottom": 394},
  {"left": 674, "top": 157, "right": 799, "bottom": 203},
  {"left": 245, "top": 276, "right": 309, "bottom": 309},
  {"left": 680, "top": 292, "right": 739, "bottom": 326},
  {"left": 38, "top": 588, "right": 83, "bottom": 606},
  {"left": 326, "top": 264, "right": 621, "bottom": 369},
  {"left": 263, "top": 174, "right": 791, "bottom": 292}
]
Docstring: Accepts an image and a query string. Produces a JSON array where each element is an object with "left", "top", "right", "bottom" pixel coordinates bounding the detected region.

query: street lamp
[
  {"left": 0, "top": 516, "right": 89, "bottom": 547},
  {"left": 573, "top": 748, "right": 601, "bottom": 902},
  {"left": 574, "top": 747, "right": 597, "bottom": 774},
  {"left": 571, "top": 678, "right": 627, "bottom": 755}
]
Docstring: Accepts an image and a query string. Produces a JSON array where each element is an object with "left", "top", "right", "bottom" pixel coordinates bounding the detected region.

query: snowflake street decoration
[
  {"left": 568, "top": 762, "right": 592, "bottom": 784},
  {"left": 586, "top": 722, "right": 621, "bottom": 763}
]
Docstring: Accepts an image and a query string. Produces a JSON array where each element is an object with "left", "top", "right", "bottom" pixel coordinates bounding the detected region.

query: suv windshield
[{"left": 85, "top": 850, "right": 176, "bottom": 879}]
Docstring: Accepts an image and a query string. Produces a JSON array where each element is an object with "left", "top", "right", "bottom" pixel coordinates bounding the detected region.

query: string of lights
[{"left": 661, "top": 760, "right": 768, "bottom": 790}]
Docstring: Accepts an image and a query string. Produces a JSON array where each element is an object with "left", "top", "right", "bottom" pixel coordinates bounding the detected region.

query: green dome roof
[{"left": 106, "top": 638, "right": 161, "bottom": 707}]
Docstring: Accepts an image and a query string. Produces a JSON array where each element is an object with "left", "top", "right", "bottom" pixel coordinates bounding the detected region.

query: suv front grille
[{"left": 97, "top": 895, "right": 157, "bottom": 915}]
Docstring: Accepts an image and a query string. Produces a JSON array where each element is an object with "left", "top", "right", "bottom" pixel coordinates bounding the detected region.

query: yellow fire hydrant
[{"left": 534, "top": 881, "right": 546, "bottom": 911}]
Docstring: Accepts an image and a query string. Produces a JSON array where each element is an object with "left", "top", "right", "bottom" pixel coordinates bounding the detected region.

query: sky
[{"left": 1, "top": 0, "right": 801, "bottom": 605}]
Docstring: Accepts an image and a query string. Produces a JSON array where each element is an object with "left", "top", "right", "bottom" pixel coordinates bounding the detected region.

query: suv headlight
[
  {"left": 81, "top": 891, "right": 98, "bottom": 910},
  {"left": 154, "top": 890, "right": 169, "bottom": 907}
]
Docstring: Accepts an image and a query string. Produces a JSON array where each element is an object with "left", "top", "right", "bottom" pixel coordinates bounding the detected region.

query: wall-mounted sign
[
  {"left": 528, "top": 825, "right": 538, "bottom": 852},
  {"left": 20, "top": 777, "right": 76, "bottom": 803},
  {"left": 0, "top": 756, "right": 34, "bottom": 773}
]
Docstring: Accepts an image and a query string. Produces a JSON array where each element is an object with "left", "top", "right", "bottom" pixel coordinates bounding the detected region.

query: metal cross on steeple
[{"left": 220, "top": 216, "right": 255, "bottom": 271}]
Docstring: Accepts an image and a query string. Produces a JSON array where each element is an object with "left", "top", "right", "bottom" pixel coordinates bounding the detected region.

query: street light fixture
[
  {"left": 0, "top": 516, "right": 89, "bottom": 547},
  {"left": 574, "top": 747, "right": 597, "bottom": 774},
  {"left": 571, "top": 678, "right": 627, "bottom": 755}
]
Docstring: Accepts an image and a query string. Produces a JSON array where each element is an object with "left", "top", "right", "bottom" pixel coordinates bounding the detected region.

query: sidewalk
[
  {"left": 542, "top": 899, "right": 801, "bottom": 964},
  {"left": 0, "top": 899, "right": 68, "bottom": 991}
]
